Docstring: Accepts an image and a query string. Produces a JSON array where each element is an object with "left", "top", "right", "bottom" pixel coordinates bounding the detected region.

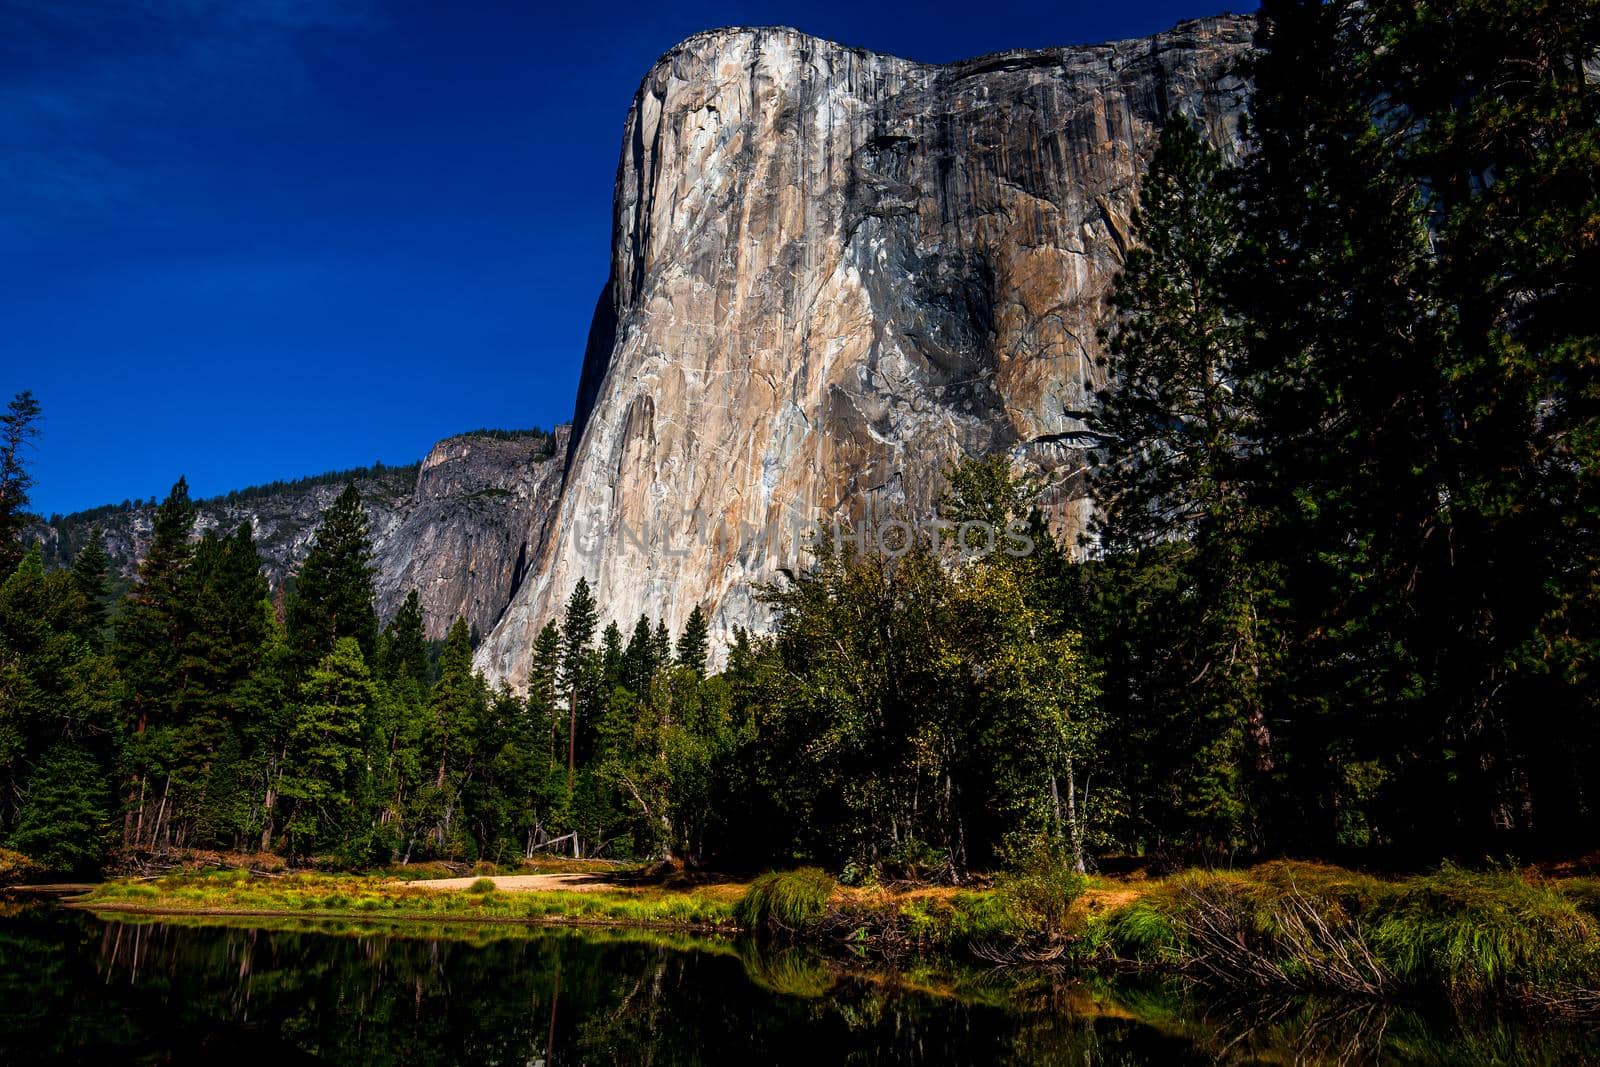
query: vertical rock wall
[{"left": 477, "top": 16, "right": 1254, "bottom": 686}]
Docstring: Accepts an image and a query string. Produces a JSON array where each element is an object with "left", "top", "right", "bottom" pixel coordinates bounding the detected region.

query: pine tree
[
  {"left": 424, "top": 618, "right": 484, "bottom": 852},
  {"left": 676, "top": 605, "right": 710, "bottom": 677},
  {"left": 0, "top": 547, "right": 110, "bottom": 842},
  {"left": 1239, "top": 0, "right": 1463, "bottom": 851},
  {"left": 623, "top": 614, "right": 655, "bottom": 695},
  {"left": 529, "top": 621, "right": 562, "bottom": 763},
  {"left": 286, "top": 483, "right": 377, "bottom": 679},
  {"left": 652, "top": 619, "right": 672, "bottom": 671},
  {"left": 601, "top": 621, "right": 624, "bottom": 689},
  {"left": 280, "top": 638, "right": 374, "bottom": 854},
  {"left": 169, "top": 524, "right": 268, "bottom": 844},
  {"left": 69, "top": 527, "right": 111, "bottom": 647},
  {"left": 558, "top": 579, "right": 598, "bottom": 790},
  {"left": 114, "top": 478, "right": 195, "bottom": 741},
  {"left": 559, "top": 578, "right": 598, "bottom": 696},
  {"left": 9, "top": 744, "right": 112, "bottom": 872},
  {"left": 1092, "top": 119, "right": 1252, "bottom": 554},
  {"left": 0, "top": 390, "right": 42, "bottom": 575},
  {"left": 1088, "top": 117, "right": 1269, "bottom": 852},
  {"left": 381, "top": 589, "right": 430, "bottom": 685},
  {"left": 237, "top": 598, "right": 293, "bottom": 852}
]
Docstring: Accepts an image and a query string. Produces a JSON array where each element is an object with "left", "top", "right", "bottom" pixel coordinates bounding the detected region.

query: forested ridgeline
[{"left": 1, "top": 0, "right": 1597, "bottom": 879}]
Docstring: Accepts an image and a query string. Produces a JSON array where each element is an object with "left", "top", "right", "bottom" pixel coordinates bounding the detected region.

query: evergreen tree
[
  {"left": 9, "top": 744, "right": 113, "bottom": 872},
  {"left": 1088, "top": 117, "right": 1270, "bottom": 853},
  {"left": 69, "top": 527, "right": 111, "bottom": 647},
  {"left": 286, "top": 483, "right": 378, "bottom": 679},
  {"left": 1240, "top": 0, "right": 1476, "bottom": 852},
  {"left": 0, "top": 547, "right": 110, "bottom": 842},
  {"left": 114, "top": 478, "right": 194, "bottom": 736},
  {"left": 623, "top": 614, "right": 656, "bottom": 695},
  {"left": 0, "top": 390, "right": 42, "bottom": 575},
  {"left": 600, "top": 621, "right": 624, "bottom": 690},
  {"left": 280, "top": 638, "right": 374, "bottom": 855},
  {"left": 380, "top": 589, "right": 430, "bottom": 685},
  {"left": 559, "top": 578, "right": 598, "bottom": 696},
  {"left": 168, "top": 524, "right": 268, "bottom": 844},
  {"left": 652, "top": 619, "right": 672, "bottom": 671},
  {"left": 423, "top": 618, "right": 485, "bottom": 854},
  {"left": 1362, "top": 0, "right": 1600, "bottom": 851},
  {"left": 558, "top": 579, "right": 599, "bottom": 790},
  {"left": 676, "top": 605, "right": 710, "bottom": 677},
  {"left": 529, "top": 620, "right": 562, "bottom": 763},
  {"left": 237, "top": 598, "right": 293, "bottom": 852}
]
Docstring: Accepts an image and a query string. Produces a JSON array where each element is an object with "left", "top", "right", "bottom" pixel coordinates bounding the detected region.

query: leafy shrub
[
  {"left": 993, "top": 845, "right": 1087, "bottom": 939},
  {"left": 0, "top": 848, "right": 42, "bottom": 885},
  {"left": 467, "top": 878, "right": 498, "bottom": 894}
]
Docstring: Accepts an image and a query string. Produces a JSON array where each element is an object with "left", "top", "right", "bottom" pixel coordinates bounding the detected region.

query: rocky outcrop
[
  {"left": 370, "top": 429, "right": 568, "bottom": 639},
  {"left": 476, "top": 16, "right": 1254, "bottom": 687},
  {"left": 30, "top": 428, "right": 566, "bottom": 640}
]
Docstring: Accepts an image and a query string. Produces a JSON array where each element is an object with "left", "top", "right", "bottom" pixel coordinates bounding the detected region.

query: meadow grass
[
  {"left": 83, "top": 869, "right": 738, "bottom": 929},
  {"left": 75, "top": 858, "right": 1600, "bottom": 1010}
]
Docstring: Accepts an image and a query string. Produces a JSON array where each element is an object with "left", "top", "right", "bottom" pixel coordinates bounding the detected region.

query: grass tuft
[{"left": 736, "top": 868, "right": 836, "bottom": 932}]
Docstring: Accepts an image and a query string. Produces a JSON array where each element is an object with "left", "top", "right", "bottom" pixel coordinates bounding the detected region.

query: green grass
[
  {"left": 82, "top": 870, "right": 737, "bottom": 929},
  {"left": 735, "top": 868, "right": 836, "bottom": 931}
]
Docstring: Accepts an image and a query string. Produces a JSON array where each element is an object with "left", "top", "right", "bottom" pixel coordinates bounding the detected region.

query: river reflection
[{"left": 0, "top": 901, "right": 1593, "bottom": 1064}]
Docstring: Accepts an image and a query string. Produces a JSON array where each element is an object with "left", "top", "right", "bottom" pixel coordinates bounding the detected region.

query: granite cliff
[{"left": 475, "top": 15, "right": 1254, "bottom": 686}]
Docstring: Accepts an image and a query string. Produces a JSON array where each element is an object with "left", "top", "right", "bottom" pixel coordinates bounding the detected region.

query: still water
[{"left": 0, "top": 900, "right": 1593, "bottom": 1064}]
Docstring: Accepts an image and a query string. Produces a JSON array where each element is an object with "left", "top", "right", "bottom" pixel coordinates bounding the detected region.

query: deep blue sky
[{"left": 5, "top": 0, "right": 1230, "bottom": 517}]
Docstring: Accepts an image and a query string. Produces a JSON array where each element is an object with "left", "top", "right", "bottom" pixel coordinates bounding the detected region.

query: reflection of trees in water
[{"left": 0, "top": 906, "right": 1593, "bottom": 1065}]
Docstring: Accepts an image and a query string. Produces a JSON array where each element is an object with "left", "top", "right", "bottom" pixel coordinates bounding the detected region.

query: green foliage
[
  {"left": 279, "top": 638, "right": 375, "bottom": 855},
  {"left": 2, "top": 0, "right": 1597, "bottom": 899},
  {"left": 286, "top": 483, "right": 378, "bottom": 678},
  {"left": 1086, "top": 116, "right": 1270, "bottom": 858},
  {"left": 9, "top": 744, "right": 113, "bottom": 872},
  {"left": 1371, "top": 867, "right": 1597, "bottom": 1000},
  {"left": 559, "top": 578, "right": 598, "bottom": 696},
  {"left": 0, "top": 390, "right": 42, "bottom": 574},
  {"left": 68, "top": 527, "right": 111, "bottom": 646},
  {"left": 380, "top": 590, "right": 430, "bottom": 685},
  {"left": 114, "top": 477, "right": 194, "bottom": 740},
  {"left": 467, "top": 877, "right": 497, "bottom": 894},
  {"left": 736, "top": 868, "right": 836, "bottom": 931},
  {"left": 724, "top": 462, "right": 1101, "bottom": 877},
  {"left": 675, "top": 605, "right": 709, "bottom": 677},
  {"left": 992, "top": 845, "right": 1087, "bottom": 939}
]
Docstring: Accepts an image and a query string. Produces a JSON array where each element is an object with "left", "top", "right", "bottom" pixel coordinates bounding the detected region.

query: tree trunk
[
  {"left": 567, "top": 688, "right": 577, "bottom": 793},
  {"left": 1064, "top": 759, "right": 1086, "bottom": 874}
]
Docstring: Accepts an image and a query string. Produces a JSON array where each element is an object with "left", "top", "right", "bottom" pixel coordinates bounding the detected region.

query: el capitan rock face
[{"left": 476, "top": 16, "right": 1254, "bottom": 686}]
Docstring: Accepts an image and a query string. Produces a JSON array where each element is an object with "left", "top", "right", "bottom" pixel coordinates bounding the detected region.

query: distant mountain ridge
[{"left": 26, "top": 426, "right": 569, "bottom": 640}]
